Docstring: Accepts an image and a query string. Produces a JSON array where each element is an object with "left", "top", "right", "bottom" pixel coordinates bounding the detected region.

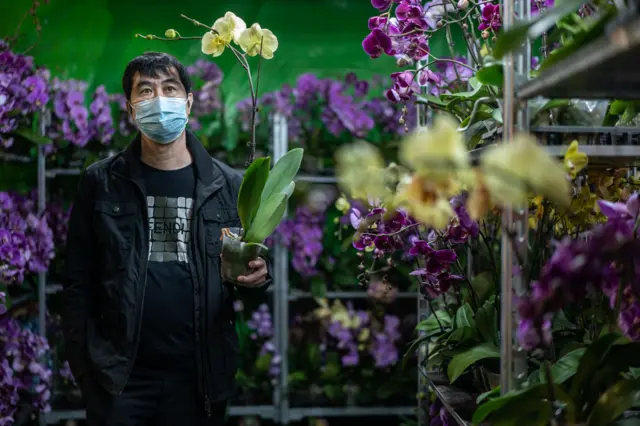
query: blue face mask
[{"left": 133, "top": 96, "right": 189, "bottom": 144}]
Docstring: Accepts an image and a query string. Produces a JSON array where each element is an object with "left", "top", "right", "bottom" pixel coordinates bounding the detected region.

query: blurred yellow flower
[
  {"left": 467, "top": 169, "right": 492, "bottom": 220},
  {"left": 213, "top": 11, "right": 247, "bottom": 44},
  {"left": 201, "top": 31, "right": 226, "bottom": 57},
  {"left": 358, "top": 328, "right": 370, "bottom": 342},
  {"left": 238, "top": 23, "right": 279, "bottom": 59},
  {"left": 480, "top": 134, "right": 571, "bottom": 209},
  {"left": 312, "top": 298, "right": 331, "bottom": 319},
  {"left": 396, "top": 176, "right": 454, "bottom": 229},
  {"left": 336, "top": 141, "right": 388, "bottom": 201},
  {"left": 399, "top": 115, "right": 470, "bottom": 188},
  {"left": 328, "top": 300, "right": 363, "bottom": 329},
  {"left": 563, "top": 140, "right": 588, "bottom": 179},
  {"left": 335, "top": 195, "right": 350, "bottom": 214},
  {"left": 529, "top": 195, "right": 545, "bottom": 230}
]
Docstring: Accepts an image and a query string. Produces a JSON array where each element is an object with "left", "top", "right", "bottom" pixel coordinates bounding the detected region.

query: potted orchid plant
[{"left": 138, "top": 11, "right": 304, "bottom": 281}]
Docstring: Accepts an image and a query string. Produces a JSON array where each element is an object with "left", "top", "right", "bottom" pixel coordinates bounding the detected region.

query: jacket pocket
[
  {"left": 202, "top": 207, "right": 239, "bottom": 256},
  {"left": 94, "top": 201, "right": 138, "bottom": 249}
]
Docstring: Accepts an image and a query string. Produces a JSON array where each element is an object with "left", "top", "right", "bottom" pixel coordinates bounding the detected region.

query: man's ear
[
  {"left": 186, "top": 92, "right": 194, "bottom": 115},
  {"left": 127, "top": 101, "right": 135, "bottom": 120}
]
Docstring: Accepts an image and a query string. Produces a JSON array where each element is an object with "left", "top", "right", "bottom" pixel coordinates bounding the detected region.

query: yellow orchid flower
[
  {"left": 201, "top": 31, "right": 226, "bottom": 57},
  {"left": 395, "top": 176, "right": 454, "bottom": 229},
  {"left": 213, "top": 12, "right": 247, "bottom": 45},
  {"left": 563, "top": 140, "right": 588, "bottom": 178},
  {"left": 312, "top": 298, "right": 332, "bottom": 319},
  {"left": 467, "top": 169, "right": 492, "bottom": 220},
  {"left": 358, "top": 328, "right": 370, "bottom": 342},
  {"left": 480, "top": 134, "right": 571, "bottom": 209},
  {"left": 334, "top": 195, "right": 350, "bottom": 214},
  {"left": 201, "top": 12, "right": 247, "bottom": 57},
  {"left": 529, "top": 195, "right": 545, "bottom": 230},
  {"left": 336, "top": 141, "right": 388, "bottom": 201},
  {"left": 238, "top": 23, "right": 279, "bottom": 59},
  {"left": 399, "top": 115, "right": 470, "bottom": 189},
  {"left": 329, "top": 300, "right": 363, "bottom": 329}
]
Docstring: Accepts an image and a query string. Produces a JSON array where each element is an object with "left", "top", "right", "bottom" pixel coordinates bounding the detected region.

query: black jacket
[{"left": 61, "top": 132, "right": 271, "bottom": 412}]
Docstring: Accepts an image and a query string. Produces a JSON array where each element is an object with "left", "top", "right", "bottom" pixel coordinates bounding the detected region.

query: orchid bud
[
  {"left": 482, "top": 30, "right": 490, "bottom": 39},
  {"left": 436, "top": 20, "right": 444, "bottom": 28},
  {"left": 164, "top": 29, "right": 178, "bottom": 39},
  {"left": 457, "top": 0, "right": 469, "bottom": 9},
  {"left": 396, "top": 56, "right": 410, "bottom": 67}
]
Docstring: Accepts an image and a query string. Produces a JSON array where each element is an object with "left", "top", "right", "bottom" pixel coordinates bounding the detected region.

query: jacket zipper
[
  {"left": 114, "top": 172, "right": 150, "bottom": 396},
  {"left": 192, "top": 198, "right": 216, "bottom": 417}
]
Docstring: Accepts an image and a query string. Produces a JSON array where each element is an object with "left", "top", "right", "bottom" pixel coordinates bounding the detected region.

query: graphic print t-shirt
[{"left": 135, "top": 161, "right": 196, "bottom": 370}]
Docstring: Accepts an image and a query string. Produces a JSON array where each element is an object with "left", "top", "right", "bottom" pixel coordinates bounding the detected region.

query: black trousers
[{"left": 83, "top": 369, "right": 227, "bottom": 426}]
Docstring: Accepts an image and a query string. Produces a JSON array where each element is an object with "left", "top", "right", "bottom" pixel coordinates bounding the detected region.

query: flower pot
[{"left": 221, "top": 227, "right": 267, "bottom": 284}]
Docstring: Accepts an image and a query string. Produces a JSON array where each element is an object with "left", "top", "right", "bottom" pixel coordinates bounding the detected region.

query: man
[{"left": 61, "top": 52, "right": 270, "bottom": 426}]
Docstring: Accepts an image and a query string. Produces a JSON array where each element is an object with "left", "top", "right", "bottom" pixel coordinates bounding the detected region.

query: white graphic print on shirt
[{"left": 146, "top": 196, "right": 193, "bottom": 263}]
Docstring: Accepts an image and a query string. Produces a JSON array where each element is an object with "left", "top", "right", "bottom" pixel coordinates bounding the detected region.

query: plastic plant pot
[{"left": 221, "top": 227, "right": 268, "bottom": 284}]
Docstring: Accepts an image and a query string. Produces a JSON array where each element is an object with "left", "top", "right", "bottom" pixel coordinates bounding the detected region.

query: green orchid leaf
[
  {"left": 471, "top": 272, "right": 495, "bottom": 306},
  {"left": 586, "top": 378, "right": 640, "bottom": 426},
  {"left": 455, "top": 303, "right": 475, "bottom": 329},
  {"left": 474, "top": 383, "right": 574, "bottom": 425},
  {"left": 14, "top": 128, "right": 52, "bottom": 146},
  {"left": 261, "top": 148, "right": 303, "bottom": 203},
  {"left": 492, "top": 108, "right": 503, "bottom": 124},
  {"left": 475, "top": 301, "right": 498, "bottom": 345},
  {"left": 476, "top": 63, "right": 504, "bottom": 86},
  {"left": 473, "top": 385, "right": 545, "bottom": 424},
  {"left": 527, "top": 347, "right": 585, "bottom": 385},
  {"left": 416, "top": 310, "right": 452, "bottom": 333},
  {"left": 403, "top": 331, "right": 445, "bottom": 367},
  {"left": 447, "top": 77, "right": 484, "bottom": 99},
  {"left": 476, "top": 386, "right": 501, "bottom": 405},
  {"left": 447, "top": 342, "right": 500, "bottom": 383},
  {"left": 583, "top": 341, "right": 640, "bottom": 409},
  {"left": 493, "top": 0, "right": 585, "bottom": 59},
  {"left": 416, "top": 94, "right": 449, "bottom": 106},
  {"left": 237, "top": 157, "right": 270, "bottom": 231},
  {"left": 538, "top": 6, "right": 616, "bottom": 71},
  {"left": 282, "top": 181, "right": 295, "bottom": 198},
  {"left": 243, "top": 191, "right": 287, "bottom": 243},
  {"left": 570, "top": 333, "right": 623, "bottom": 403},
  {"left": 446, "top": 326, "right": 476, "bottom": 344}
]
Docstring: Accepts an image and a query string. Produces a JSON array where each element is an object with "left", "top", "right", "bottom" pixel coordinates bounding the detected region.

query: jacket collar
[{"left": 111, "top": 131, "right": 218, "bottom": 186}]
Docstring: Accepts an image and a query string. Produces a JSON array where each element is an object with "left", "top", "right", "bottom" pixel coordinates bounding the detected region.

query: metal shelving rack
[
  {"left": 416, "top": 0, "right": 640, "bottom": 424},
  {"left": 2, "top": 112, "right": 417, "bottom": 423},
  {"left": 270, "top": 114, "right": 417, "bottom": 423}
]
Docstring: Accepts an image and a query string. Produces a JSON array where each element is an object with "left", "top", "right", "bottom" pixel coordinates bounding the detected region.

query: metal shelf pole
[
  {"left": 500, "top": 0, "right": 531, "bottom": 395},
  {"left": 271, "top": 113, "right": 290, "bottom": 423},
  {"left": 415, "top": 58, "right": 431, "bottom": 426},
  {"left": 37, "top": 109, "right": 50, "bottom": 426}
]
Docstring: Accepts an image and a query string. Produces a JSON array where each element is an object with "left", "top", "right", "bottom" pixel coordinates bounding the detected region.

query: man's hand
[{"left": 236, "top": 258, "right": 268, "bottom": 287}]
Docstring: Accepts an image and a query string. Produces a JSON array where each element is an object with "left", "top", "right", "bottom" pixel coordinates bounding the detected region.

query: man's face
[{"left": 129, "top": 67, "right": 193, "bottom": 119}]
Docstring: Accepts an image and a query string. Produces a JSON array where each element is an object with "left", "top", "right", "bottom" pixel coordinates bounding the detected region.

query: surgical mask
[{"left": 132, "top": 96, "right": 189, "bottom": 144}]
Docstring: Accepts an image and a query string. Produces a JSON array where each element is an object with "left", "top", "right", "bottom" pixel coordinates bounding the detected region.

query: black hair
[{"left": 122, "top": 52, "right": 192, "bottom": 100}]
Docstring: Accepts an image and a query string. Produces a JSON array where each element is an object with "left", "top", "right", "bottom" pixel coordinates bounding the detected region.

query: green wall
[
  {"left": 1, "top": 0, "right": 458, "bottom": 96},
  {"left": 1, "top": 0, "right": 461, "bottom": 147}
]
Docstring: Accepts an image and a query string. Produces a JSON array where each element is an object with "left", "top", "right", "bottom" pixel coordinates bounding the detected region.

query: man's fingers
[
  {"left": 237, "top": 267, "right": 267, "bottom": 286},
  {"left": 248, "top": 258, "right": 265, "bottom": 269}
]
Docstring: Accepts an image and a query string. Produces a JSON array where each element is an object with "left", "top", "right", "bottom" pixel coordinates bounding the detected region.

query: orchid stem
[{"left": 246, "top": 37, "right": 264, "bottom": 166}]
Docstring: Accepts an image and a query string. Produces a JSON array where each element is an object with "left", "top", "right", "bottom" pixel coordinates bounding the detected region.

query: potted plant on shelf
[{"left": 138, "top": 11, "right": 304, "bottom": 279}]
